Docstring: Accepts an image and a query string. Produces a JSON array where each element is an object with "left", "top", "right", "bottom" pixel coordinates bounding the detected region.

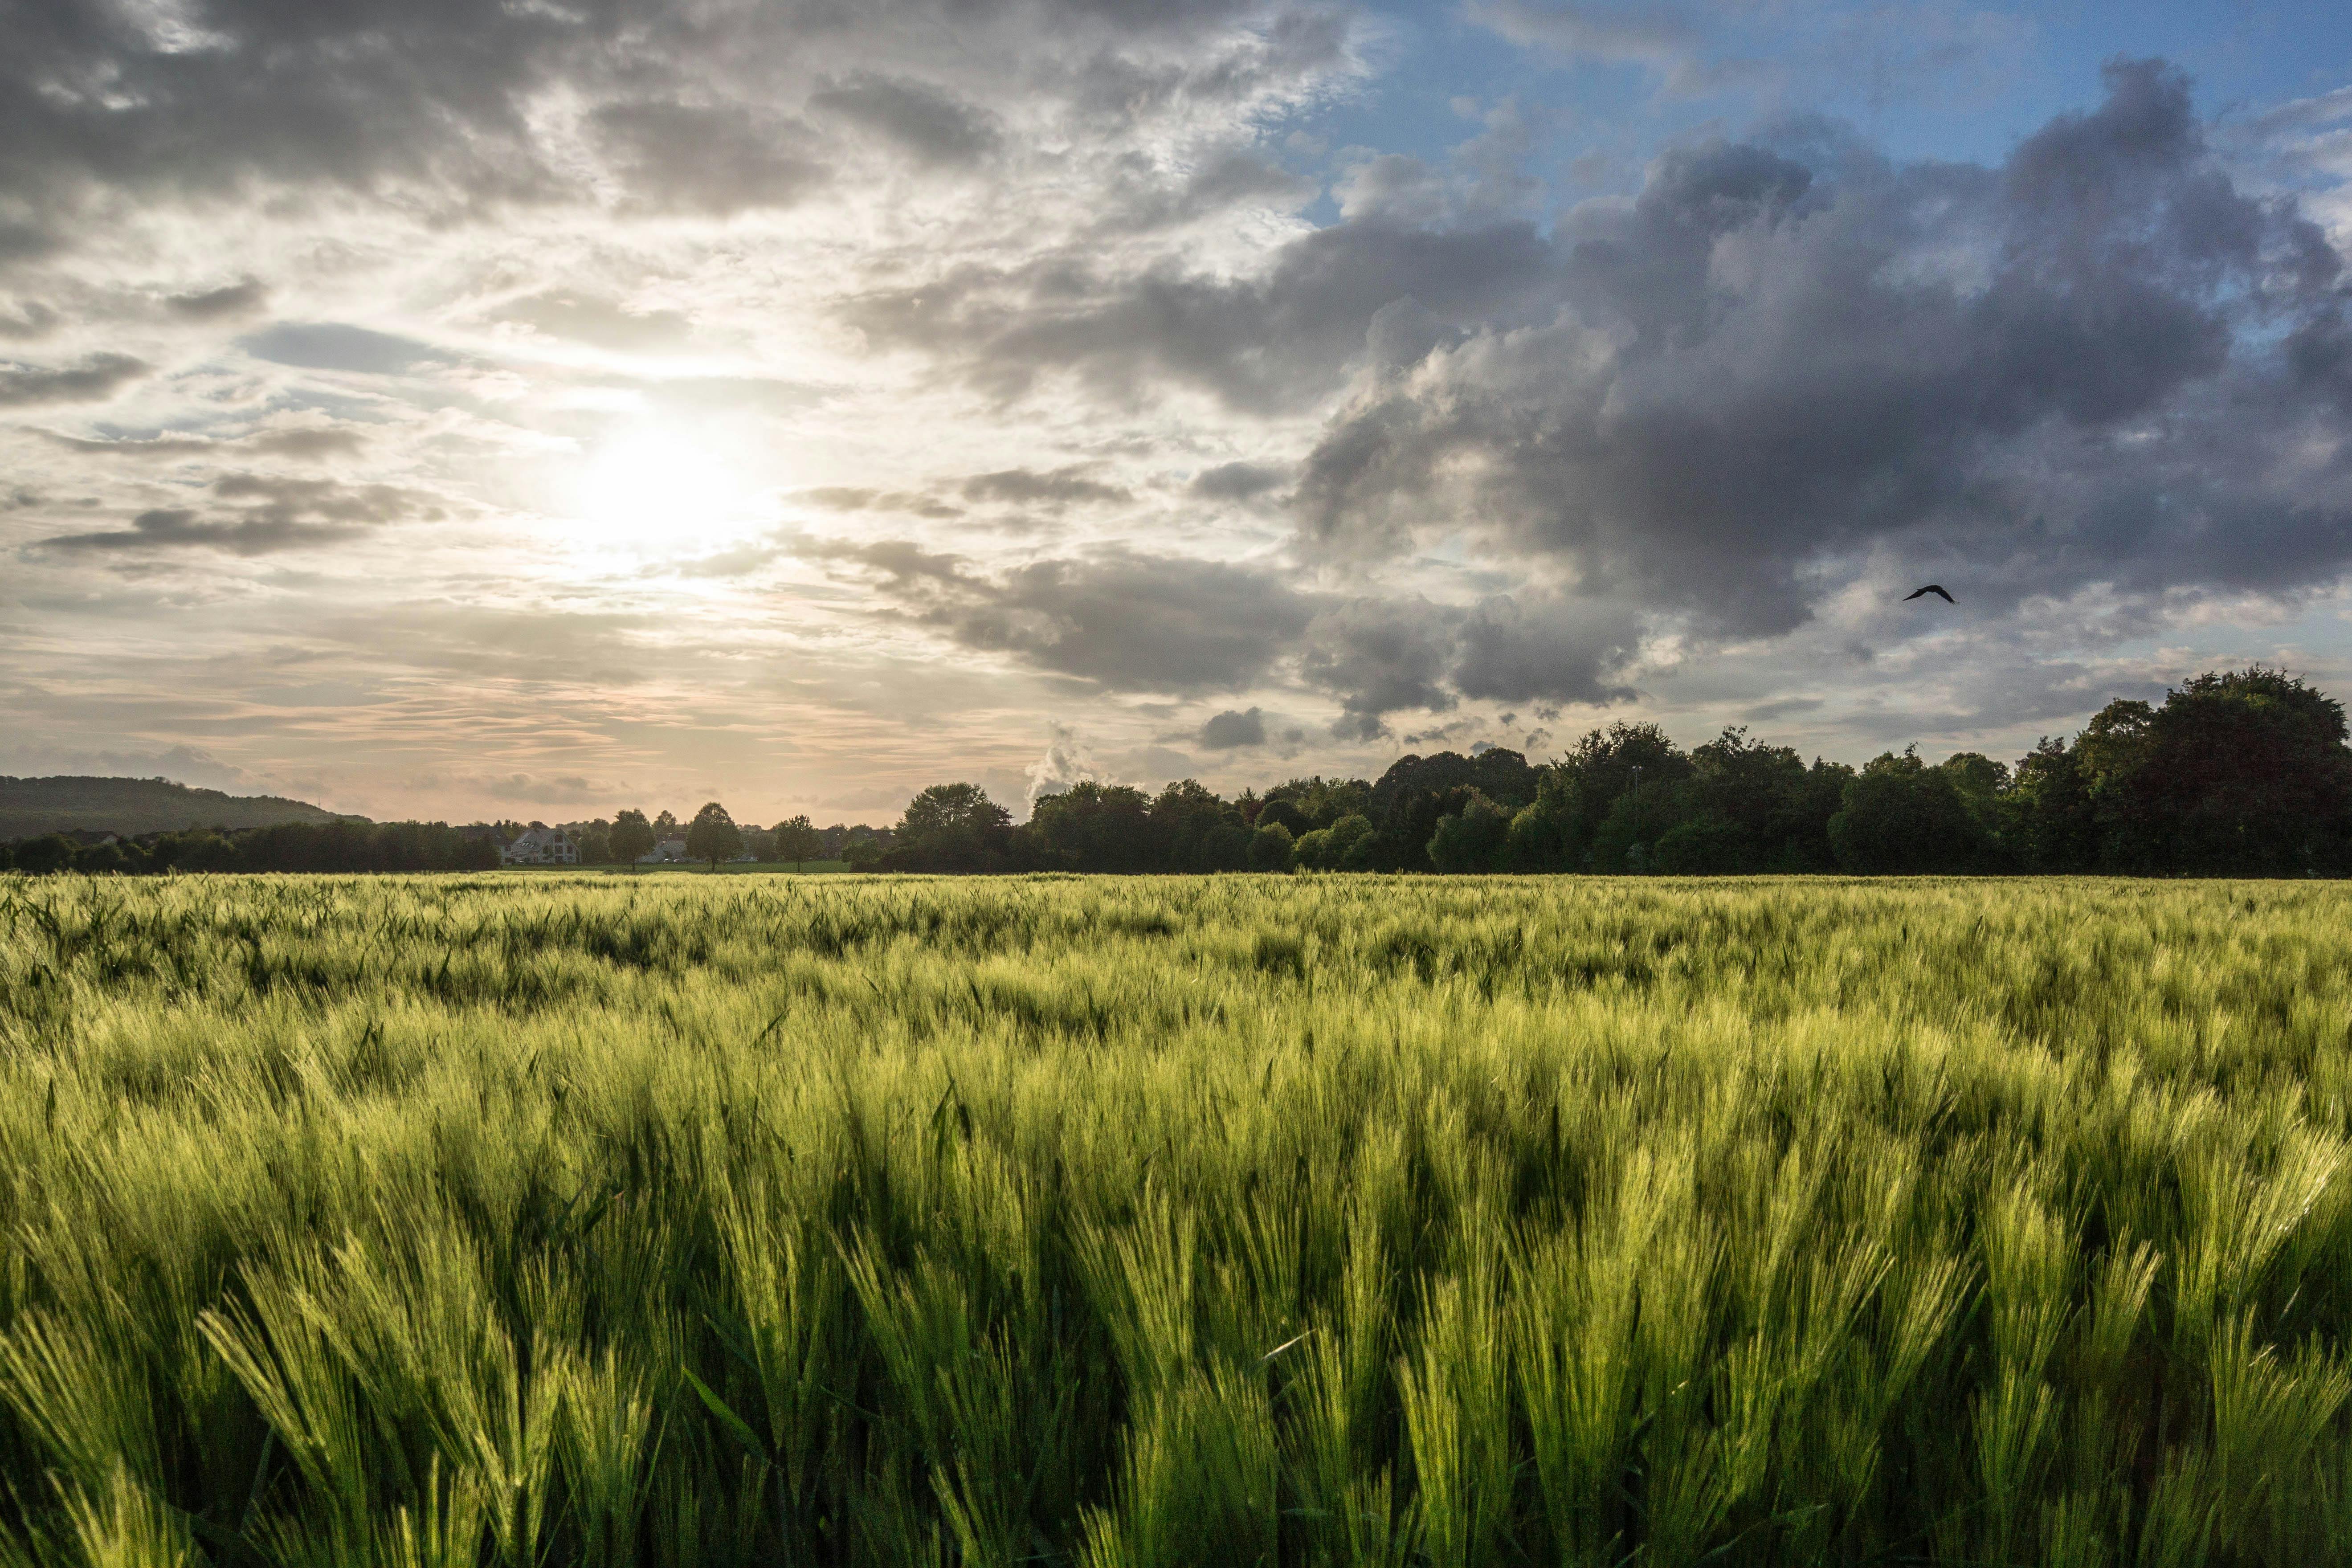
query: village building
[{"left": 500, "top": 825, "right": 579, "bottom": 865}]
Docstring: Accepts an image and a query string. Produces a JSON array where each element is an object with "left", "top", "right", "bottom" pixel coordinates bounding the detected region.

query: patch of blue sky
[{"left": 1275, "top": 0, "right": 2352, "bottom": 229}]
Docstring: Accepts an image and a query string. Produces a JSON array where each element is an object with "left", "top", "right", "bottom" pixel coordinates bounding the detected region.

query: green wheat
[{"left": 1, "top": 870, "right": 2350, "bottom": 1565}]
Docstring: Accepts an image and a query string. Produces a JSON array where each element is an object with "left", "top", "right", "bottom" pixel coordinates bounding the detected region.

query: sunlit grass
[{"left": 2, "top": 871, "right": 2351, "bottom": 1564}]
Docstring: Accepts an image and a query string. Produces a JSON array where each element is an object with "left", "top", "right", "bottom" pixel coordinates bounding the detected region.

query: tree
[
  {"left": 1294, "top": 813, "right": 1374, "bottom": 871},
  {"left": 685, "top": 802, "right": 742, "bottom": 869},
  {"left": 1428, "top": 792, "right": 1512, "bottom": 873},
  {"left": 1560, "top": 723, "right": 1692, "bottom": 824},
  {"left": 1263, "top": 776, "right": 1374, "bottom": 829},
  {"left": 2007, "top": 737, "right": 2097, "bottom": 873},
  {"left": 1031, "top": 782, "right": 1156, "bottom": 871},
  {"left": 1827, "top": 750, "right": 1985, "bottom": 873},
  {"left": 1150, "top": 780, "right": 1242, "bottom": 871},
  {"left": 11, "top": 834, "right": 75, "bottom": 874},
  {"left": 653, "top": 810, "right": 680, "bottom": 841},
  {"left": 610, "top": 809, "right": 655, "bottom": 869},
  {"left": 887, "top": 783, "right": 1020, "bottom": 873},
  {"left": 899, "top": 784, "right": 1011, "bottom": 840},
  {"left": 1247, "top": 821, "right": 1294, "bottom": 872},
  {"left": 773, "top": 814, "right": 821, "bottom": 870},
  {"left": 2087, "top": 667, "right": 2352, "bottom": 876},
  {"left": 1507, "top": 771, "right": 1582, "bottom": 871},
  {"left": 1255, "top": 798, "right": 1313, "bottom": 837}
]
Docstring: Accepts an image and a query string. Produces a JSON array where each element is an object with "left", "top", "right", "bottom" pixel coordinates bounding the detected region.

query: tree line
[
  {"left": 0, "top": 820, "right": 502, "bottom": 876},
  {"left": 7, "top": 667, "right": 2346, "bottom": 879},
  {"left": 876, "top": 668, "right": 2352, "bottom": 878}
]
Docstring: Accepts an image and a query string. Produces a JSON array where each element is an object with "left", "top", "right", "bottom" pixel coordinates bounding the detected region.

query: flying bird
[{"left": 1904, "top": 585, "right": 1955, "bottom": 604}]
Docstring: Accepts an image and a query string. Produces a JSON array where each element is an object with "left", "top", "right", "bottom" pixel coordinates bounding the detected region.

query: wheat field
[{"left": 1, "top": 871, "right": 2349, "bottom": 1565}]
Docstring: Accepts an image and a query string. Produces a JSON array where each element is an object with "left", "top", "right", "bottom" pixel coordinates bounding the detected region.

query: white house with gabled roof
[{"left": 501, "top": 824, "right": 579, "bottom": 865}]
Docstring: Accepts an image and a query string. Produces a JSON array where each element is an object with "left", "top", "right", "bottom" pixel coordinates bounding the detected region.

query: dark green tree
[
  {"left": 2090, "top": 668, "right": 2352, "bottom": 875},
  {"left": 1247, "top": 821, "right": 1294, "bottom": 872},
  {"left": 1560, "top": 722, "right": 1693, "bottom": 825},
  {"left": 1506, "top": 771, "right": 1582, "bottom": 871},
  {"left": 1828, "top": 750, "right": 1985, "bottom": 873},
  {"left": 1429, "top": 792, "right": 1513, "bottom": 873},
  {"left": 610, "top": 809, "right": 656, "bottom": 869},
  {"left": 899, "top": 784, "right": 1011, "bottom": 839},
  {"left": 2006, "top": 738, "right": 2098, "bottom": 872},
  {"left": 773, "top": 814, "right": 821, "bottom": 870},
  {"left": 1031, "top": 782, "right": 1156, "bottom": 871},
  {"left": 686, "top": 802, "right": 742, "bottom": 870}
]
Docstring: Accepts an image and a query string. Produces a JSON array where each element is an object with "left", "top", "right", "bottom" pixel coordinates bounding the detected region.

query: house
[
  {"left": 501, "top": 824, "right": 579, "bottom": 865},
  {"left": 637, "top": 838, "right": 690, "bottom": 864}
]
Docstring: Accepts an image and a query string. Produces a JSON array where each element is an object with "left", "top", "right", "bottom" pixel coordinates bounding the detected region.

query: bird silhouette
[{"left": 1904, "top": 585, "right": 1955, "bottom": 604}]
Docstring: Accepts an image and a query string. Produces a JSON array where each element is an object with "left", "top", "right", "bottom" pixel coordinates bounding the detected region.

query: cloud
[
  {"left": 37, "top": 508, "right": 360, "bottom": 557},
  {"left": 1196, "top": 706, "right": 1266, "bottom": 748},
  {"left": 961, "top": 467, "right": 1131, "bottom": 507},
  {"left": 1465, "top": 0, "right": 1693, "bottom": 65},
  {"left": 0, "top": 300, "right": 59, "bottom": 339},
  {"left": 809, "top": 74, "right": 1000, "bottom": 167},
  {"left": 1292, "top": 61, "right": 2352, "bottom": 640},
  {"left": 839, "top": 217, "right": 1564, "bottom": 410},
  {"left": 820, "top": 539, "right": 1316, "bottom": 694},
  {"left": 593, "top": 101, "right": 830, "bottom": 216},
  {"left": 1190, "top": 461, "right": 1286, "bottom": 500},
  {"left": 1452, "top": 592, "right": 1640, "bottom": 705},
  {"left": 242, "top": 324, "right": 447, "bottom": 375},
  {"left": 166, "top": 278, "right": 270, "bottom": 320},
  {"left": 1025, "top": 723, "right": 1107, "bottom": 809},
  {"left": 33, "top": 474, "right": 442, "bottom": 556},
  {"left": 0, "top": 353, "right": 147, "bottom": 405},
  {"left": 1301, "top": 597, "right": 1459, "bottom": 739},
  {"left": 43, "top": 425, "right": 370, "bottom": 460},
  {"left": 494, "top": 293, "right": 696, "bottom": 352}
]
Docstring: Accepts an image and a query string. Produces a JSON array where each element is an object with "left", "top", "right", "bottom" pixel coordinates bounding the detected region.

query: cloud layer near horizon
[{"left": 4, "top": 0, "right": 2352, "bottom": 822}]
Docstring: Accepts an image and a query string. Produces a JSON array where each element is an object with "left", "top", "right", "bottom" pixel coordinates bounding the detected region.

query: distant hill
[{"left": 0, "top": 776, "right": 361, "bottom": 841}]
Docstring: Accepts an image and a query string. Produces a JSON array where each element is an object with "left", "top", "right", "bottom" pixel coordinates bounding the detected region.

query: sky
[{"left": 4, "top": 0, "right": 2352, "bottom": 825}]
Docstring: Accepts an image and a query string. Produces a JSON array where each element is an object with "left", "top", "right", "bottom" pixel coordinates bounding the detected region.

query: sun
[{"left": 570, "top": 428, "right": 752, "bottom": 549}]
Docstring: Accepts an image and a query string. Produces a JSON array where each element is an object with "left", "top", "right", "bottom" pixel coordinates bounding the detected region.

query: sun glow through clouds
[{"left": 572, "top": 429, "right": 752, "bottom": 550}]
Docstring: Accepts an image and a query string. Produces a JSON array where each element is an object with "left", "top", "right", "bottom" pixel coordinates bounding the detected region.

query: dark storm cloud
[
  {"left": 817, "top": 539, "right": 1314, "bottom": 693},
  {"left": 1300, "top": 598, "right": 1458, "bottom": 739},
  {"left": 0, "top": 353, "right": 147, "bottom": 405},
  {"left": 1196, "top": 706, "right": 1267, "bottom": 748},
  {"left": 1451, "top": 593, "right": 1639, "bottom": 705},
  {"left": 808, "top": 74, "right": 1000, "bottom": 167},
  {"left": 0, "top": 0, "right": 1323, "bottom": 257},
  {"left": 814, "top": 530, "right": 1640, "bottom": 724},
  {"left": 34, "top": 474, "right": 443, "bottom": 557},
  {"left": 0, "top": 0, "right": 571, "bottom": 249},
  {"left": 1292, "top": 60, "right": 2352, "bottom": 636}
]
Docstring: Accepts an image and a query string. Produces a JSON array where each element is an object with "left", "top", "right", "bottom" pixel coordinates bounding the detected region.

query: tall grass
[{"left": 2, "top": 870, "right": 2351, "bottom": 1564}]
